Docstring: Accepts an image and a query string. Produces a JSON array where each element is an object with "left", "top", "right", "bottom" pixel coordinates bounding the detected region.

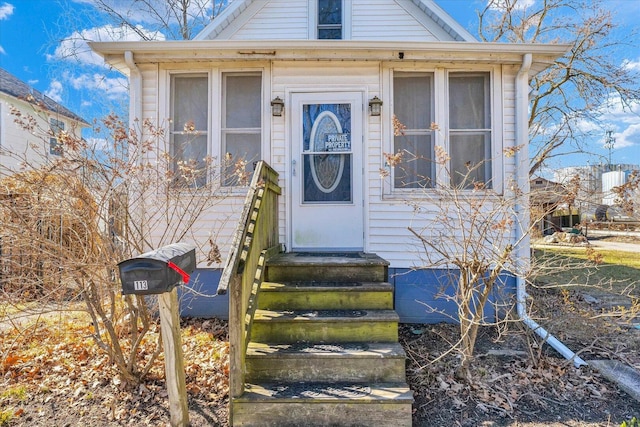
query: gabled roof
[
  {"left": 0, "top": 68, "right": 89, "bottom": 126},
  {"left": 194, "top": 0, "right": 476, "bottom": 42}
]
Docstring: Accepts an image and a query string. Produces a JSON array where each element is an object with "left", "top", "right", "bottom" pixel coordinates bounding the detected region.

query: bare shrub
[{"left": 1, "top": 103, "right": 237, "bottom": 383}]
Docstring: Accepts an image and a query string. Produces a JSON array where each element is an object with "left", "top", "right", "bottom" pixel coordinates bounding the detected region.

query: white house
[
  {"left": 0, "top": 68, "right": 89, "bottom": 174},
  {"left": 91, "top": 0, "right": 568, "bottom": 322}
]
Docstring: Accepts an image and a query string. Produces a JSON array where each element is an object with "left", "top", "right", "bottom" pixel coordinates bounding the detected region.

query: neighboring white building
[
  {"left": 554, "top": 163, "right": 640, "bottom": 213},
  {"left": 91, "top": 0, "right": 568, "bottom": 322},
  {"left": 0, "top": 68, "right": 89, "bottom": 174}
]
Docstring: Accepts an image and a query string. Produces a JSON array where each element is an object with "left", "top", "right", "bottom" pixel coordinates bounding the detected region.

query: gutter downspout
[
  {"left": 515, "top": 53, "right": 587, "bottom": 368},
  {"left": 124, "top": 51, "right": 147, "bottom": 250},
  {"left": 124, "top": 51, "right": 142, "bottom": 162}
]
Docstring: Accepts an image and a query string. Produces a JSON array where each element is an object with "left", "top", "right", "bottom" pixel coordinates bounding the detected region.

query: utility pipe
[
  {"left": 124, "top": 51, "right": 142, "bottom": 160},
  {"left": 123, "top": 51, "right": 147, "bottom": 251},
  {"left": 514, "top": 53, "right": 587, "bottom": 368}
]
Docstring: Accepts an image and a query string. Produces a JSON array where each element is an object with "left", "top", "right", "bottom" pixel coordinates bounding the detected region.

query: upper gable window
[{"left": 318, "top": 0, "right": 342, "bottom": 39}]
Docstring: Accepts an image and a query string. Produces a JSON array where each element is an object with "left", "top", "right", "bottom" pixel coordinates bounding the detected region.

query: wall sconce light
[
  {"left": 369, "top": 96, "right": 383, "bottom": 116},
  {"left": 271, "top": 96, "right": 284, "bottom": 117}
]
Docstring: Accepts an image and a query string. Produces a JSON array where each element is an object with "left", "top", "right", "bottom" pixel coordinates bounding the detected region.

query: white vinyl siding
[
  {"left": 207, "top": 0, "right": 458, "bottom": 42},
  {"left": 227, "top": 1, "right": 309, "bottom": 40},
  {"left": 351, "top": 0, "right": 439, "bottom": 41},
  {"left": 0, "top": 95, "right": 82, "bottom": 173},
  {"left": 135, "top": 62, "right": 513, "bottom": 271}
]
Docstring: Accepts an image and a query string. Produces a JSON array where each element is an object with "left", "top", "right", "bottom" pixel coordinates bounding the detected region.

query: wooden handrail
[{"left": 217, "top": 160, "right": 281, "bottom": 403}]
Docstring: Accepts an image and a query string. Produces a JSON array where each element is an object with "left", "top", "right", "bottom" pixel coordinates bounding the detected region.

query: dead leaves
[
  {"left": 1, "top": 317, "right": 230, "bottom": 425},
  {"left": 400, "top": 324, "right": 629, "bottom": 424}
]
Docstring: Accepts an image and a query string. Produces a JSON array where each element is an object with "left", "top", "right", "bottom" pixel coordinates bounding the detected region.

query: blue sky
[{"left": 0, "top": 0, "right": 639, "bottom": 173}]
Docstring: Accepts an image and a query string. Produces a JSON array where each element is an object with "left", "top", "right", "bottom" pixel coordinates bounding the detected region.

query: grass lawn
[{"left": 532, "top": 247, "right": 640, "bottom": 297}]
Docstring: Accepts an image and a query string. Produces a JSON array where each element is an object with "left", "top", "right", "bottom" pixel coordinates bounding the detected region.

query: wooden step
[
  {"left": 251, "top": 309, "right": 399, "bottom": 344},
  {"left": 246, "top": 342, "right": 407, "bottom": 383},
  {"left": 265, "top": 252, "right": 389, "bottom": 283},
  {"left": 232, "top": 382, "right": 413, "bottom": 427},
  {"left": 258, "top": 281, "right": 394, "bottom": 310}
]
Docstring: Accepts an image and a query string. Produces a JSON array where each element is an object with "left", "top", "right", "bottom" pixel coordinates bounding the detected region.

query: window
[
  {"left": 318, "top": 0, "right": 342, "bottom": 39},
  {"left": 448, "top": 72, "right": 491, "bottom": 189},
  {"left": 170, "top": 74, "right": 208, "bottom": 188},
  {"left": 389, "top": 70, "right": 494, "bottom": 192},
  {"left": 392, "top": 72, "right": 435, "bottom": 188},
  {"left": 221, "top": 73, "right": 262, "bottom": 186},
  {"left": 49, "top": 118, "right": 64, "bottom": 156}
]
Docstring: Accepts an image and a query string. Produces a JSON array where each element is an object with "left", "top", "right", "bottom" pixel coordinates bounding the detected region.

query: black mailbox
[{"left": 118, "top": 243, "right": 196, "bottom": 295}]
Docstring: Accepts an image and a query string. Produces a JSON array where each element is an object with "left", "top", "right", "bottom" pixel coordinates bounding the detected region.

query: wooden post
[{"left": 158, "top": 288, "right": 189, "bottom": 427}]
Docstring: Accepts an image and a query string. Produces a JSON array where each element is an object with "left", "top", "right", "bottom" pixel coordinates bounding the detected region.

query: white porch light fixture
[
  {"left": 271, "top": 96, "right": 284, "bottom": 117},
  {"left": 369, "top": 96, "right": 383, "bottom": 116}
]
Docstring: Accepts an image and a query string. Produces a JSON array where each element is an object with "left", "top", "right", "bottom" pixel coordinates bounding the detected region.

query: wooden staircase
[{"left": 231, "top": 252, "right": 413, "bottom": 426}]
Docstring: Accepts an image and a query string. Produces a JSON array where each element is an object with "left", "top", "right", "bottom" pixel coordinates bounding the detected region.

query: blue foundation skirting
[{"left": 177, "top": 267, "right": 517, "bottom": 324}]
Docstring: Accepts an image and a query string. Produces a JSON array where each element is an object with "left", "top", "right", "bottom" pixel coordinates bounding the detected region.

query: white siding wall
[
  {"left": 136, "top": 60, "right": 520, "bottom": 271},
  {"left": 228, "top": 0, "right": 309, "bottom": 40},
  {"left": 212, "top": 0, "right": 454, "bottom": 42},
  {"left": 0, "top": 95, "right": 80, "bottom": 175},
  {"left": 138, "top": 63, "right": 269, "bottom": 269},
  {"left": 351, "top": 0, "right": 438, "bottom": 41}
]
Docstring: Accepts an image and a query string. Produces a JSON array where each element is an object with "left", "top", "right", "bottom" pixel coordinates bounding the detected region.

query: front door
[{"left": 290, "top": 92, "right": 364, "bottom": 251}]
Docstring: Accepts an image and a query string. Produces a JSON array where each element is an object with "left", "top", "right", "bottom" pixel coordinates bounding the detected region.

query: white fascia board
[
  {"left": 90, "top": 40, "right": 570, "bottom": 74},
  {"left": 193, "top": 0, "right": 255, "bottom": 40},
  {"left": 412, "top": 0, "right": 478, "bottom": 42}
]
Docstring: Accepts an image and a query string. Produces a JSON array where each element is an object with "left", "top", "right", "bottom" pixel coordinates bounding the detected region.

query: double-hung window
[
  {"left": 170, "top": 74, "right": 209, "bottom": 188},
  {"left": 318, "top": 0, "right": 342, "bottom": 39},
  {"left": 221, "top": 72, "right": 262, "bottom": 186},
  {"left": 390, "top": 70, "right": 493, "bottom": 192},
  {"left": 448, "top": 72, "right": 492, "bottom": 189},
  {"left": 392, "top": 72, "right": 435, "bottom": 189},
  {"left": 49, "top": 118, "right": 64, "bottom": 156}
]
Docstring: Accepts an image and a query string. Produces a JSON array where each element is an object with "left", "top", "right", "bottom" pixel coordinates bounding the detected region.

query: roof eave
[{"left": 90, "top": 40, "right": 570, "bottom": 75}]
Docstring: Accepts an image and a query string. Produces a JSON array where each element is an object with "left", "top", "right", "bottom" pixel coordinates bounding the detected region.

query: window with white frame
[
  {"left": 221, "top": 72, "right": 262, "bottom": 186},
  {"left": 448, "top": 72, "right": 492, "bottom": 189},
  {"left": 318, "top": 0, "right": 342, "bottom": 39},
  {"left": 390, "top": 70, "right": 493, "bottom": 191},
  {"left": 392, "top": 72, "right": 435, "bottom": 188},
  {"left": 49, "top": 118, "right": 64, "bottom": 156},
  {"left": 170, "top": 74, "right": 209, "bottom": 188}
]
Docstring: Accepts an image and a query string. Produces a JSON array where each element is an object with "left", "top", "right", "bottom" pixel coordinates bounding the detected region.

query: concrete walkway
[
  {"left": 532, "top": 239, "right": 640, "bottom": 253},
  {"left": 588, "top": 239, "right": 640, "bottom": 253}
]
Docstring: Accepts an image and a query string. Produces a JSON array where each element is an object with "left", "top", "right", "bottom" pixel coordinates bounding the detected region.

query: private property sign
[{"left": 325, "top": 133, "right": 351, "bottom": 152}]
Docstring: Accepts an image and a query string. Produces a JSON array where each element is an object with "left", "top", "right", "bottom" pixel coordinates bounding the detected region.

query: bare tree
[
  {"left": 478, "top": 0, "right": 640, "bottom": 176},
  {"left": 75, "top": 0, "right": 228, "bottom": 41},
  {"left": 1, "top": 102, "right": 238, "bottom": 383}
]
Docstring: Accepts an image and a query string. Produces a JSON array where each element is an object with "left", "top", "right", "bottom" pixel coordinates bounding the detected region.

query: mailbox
[{"left": 118, "top": 243, "right": 196, "bottom": 295}]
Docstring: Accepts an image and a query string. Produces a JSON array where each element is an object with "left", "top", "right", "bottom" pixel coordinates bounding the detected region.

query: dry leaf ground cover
[
  {"left": 2, "top": 240, "right": 639, "bottom": 426},
  {"left": 0, "top": 314, "right": 230, "bottom": 426}
]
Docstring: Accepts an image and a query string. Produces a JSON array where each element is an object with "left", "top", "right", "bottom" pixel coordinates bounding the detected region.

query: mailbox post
[{"left": 118, "top": 243, "right": 195, "bottom": 427}]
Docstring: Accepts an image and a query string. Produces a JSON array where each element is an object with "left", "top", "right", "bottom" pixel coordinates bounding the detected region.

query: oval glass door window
[
  {"left": 302, "top": 103, "right": 352, "bottom": 203},
  {"left": 309, "top": 111, "right": 345, "bottom": 193}
]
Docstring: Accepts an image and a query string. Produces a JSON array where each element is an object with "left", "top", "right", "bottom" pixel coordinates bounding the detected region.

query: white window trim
[
  {"left": 383, "top": 65, "right": 504, "bottom": 198},
  {"left": 161, "top": 66, "right": 269, "bottom": 193}
]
